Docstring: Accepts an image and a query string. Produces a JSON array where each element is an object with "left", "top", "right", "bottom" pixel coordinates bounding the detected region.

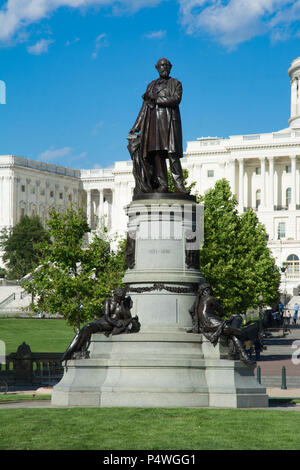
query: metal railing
[
  {"left": 0, "top": 343, "right": 64, "bottom": 387},
  {"left": 0, "top": 293, "right": 16, "bottom": 309}
]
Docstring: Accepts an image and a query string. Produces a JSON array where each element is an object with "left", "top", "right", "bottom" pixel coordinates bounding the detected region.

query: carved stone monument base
[
  {"left": 51, "top": 331, "right": 209, "bottom": 407},
  {"left": 52, "top": 332, "right": 268, "bottom": 408}
]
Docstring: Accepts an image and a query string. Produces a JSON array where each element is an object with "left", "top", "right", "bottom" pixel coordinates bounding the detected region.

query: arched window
[
  {"left": 286, "top": 187, "right": 292, "bottom": 207},
  {"left": 286, "top": 254, "right": 300, "bottom": 276},
  {"left": 256, "top": 189, "right": 261, "bottom": 209}
]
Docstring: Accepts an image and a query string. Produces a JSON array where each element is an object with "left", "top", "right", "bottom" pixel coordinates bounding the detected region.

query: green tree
[
  {"left": 238, "top": 209, "right": 281, "bottom": 308},
  {"left": 199, "top": 179, "right": 280, "bottom": 316},
  {"left": 168, "top": 168, "right": 197, "bottom": 195},
  {"left": 0, "top": 215, "right": 50, "bottom": 280},
  {"left": 22, "top": 207, "right": 126, "bottom": 330},
  {"left": 0, "top": 267, "right": 7, "bottom": 279}
]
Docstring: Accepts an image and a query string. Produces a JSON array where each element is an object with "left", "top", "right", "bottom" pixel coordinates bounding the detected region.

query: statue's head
[
  {"left": 155, "top": 58, "right": 172, "bottom": 78},
  {"left": 198, "top": 282, "right": 213, "bottom": 297},
  {"left": 113, "top": 287, "right": 127, "bottom": 300}
]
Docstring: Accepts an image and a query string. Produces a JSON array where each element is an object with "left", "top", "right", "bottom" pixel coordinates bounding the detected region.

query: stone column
[
  {"left": 45, "top": 182, "right": 50, "bottom": 219},
  {"left": 98, "top": 189, "right": 104, "bottom": 226},
  {"left": 229, "top": 159, "right": 236, "bottom": 195},
  {"left": 26, "top": 179, "right": 31, "bottom": 216},
  {"left": 260, "top": 157, "right": 266, "bottom": 210},
  {"left": 238, "top": 159, "right": 244, "bottom": 211},
  {"left": 55, "top": 184, "right": 59, "bottom": 211},
  {"left": 268, "top": 156, "right": 274, "bottom": 210},
  {"left": 87, "top": 189, "right": 92, "bottom": 227},
  {"left": 290, "top": 155, "right": 297, "bottom": 210},
  {"left": 14, "top": 177, "right": 20, "bottom": 224},
  {"left": 291, "top": 78, "right": 298, "bottom": 118},
  {"left": 36, "top": 181, "right": 40, "bottom": 217},
  {"left": 198, "top": 164, "right": 203, "bottom": 195},
  {"left": 8, "top": 176, "right": 14, "bottom": 226}
]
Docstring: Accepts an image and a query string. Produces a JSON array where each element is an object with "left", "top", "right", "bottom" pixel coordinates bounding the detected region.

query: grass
[
  {"left": 0, "top": 318, "right": 75, "bottom": 354},
  {"left": 0, "top": 407, "right": 300, "bottom": 450}
]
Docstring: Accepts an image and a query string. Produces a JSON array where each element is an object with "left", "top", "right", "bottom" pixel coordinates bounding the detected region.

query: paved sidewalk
[
  {"left": 254, "top": 324, "right": 300, "bottom": 378},
  {"left": 0, "top": 400, "right": 52, "bottom": 408},
  {"left": 0, "top": 400, "right": 300, "bottom": 411}
]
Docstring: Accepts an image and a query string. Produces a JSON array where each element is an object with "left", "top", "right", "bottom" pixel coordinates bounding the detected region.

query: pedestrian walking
[
  {"left": 293, "top": 311, "right": 298, "bottom": 325},
  {"left": 284, "top": 310, "right": 291, "bottom": 325},
  {"left": 294, "top": 302, "right": 299, "bottom": 318},
  {"left": 272, "top": 310, "right": 279, "bottom": 327},
  {"left": 279, "top": 303, "right": 284, "bottom": 315}
]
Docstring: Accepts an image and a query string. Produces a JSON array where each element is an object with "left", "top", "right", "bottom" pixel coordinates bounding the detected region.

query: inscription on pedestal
[{"left": 136, "top": 239, "right": 182, "bottom": 270}]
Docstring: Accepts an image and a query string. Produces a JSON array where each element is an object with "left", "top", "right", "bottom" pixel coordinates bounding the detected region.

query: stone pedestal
[
  {"left": 123, "top": 195, "right": 204, "bottom": 330},
  {"left": 52, "top": 333, "right": 268, "bottom": 408},
  {"left": 52, "top": 194, "right": 269, "bottom": 408},
  {"left": 51, "top": 331, "right": 209, "bottom": 407}
]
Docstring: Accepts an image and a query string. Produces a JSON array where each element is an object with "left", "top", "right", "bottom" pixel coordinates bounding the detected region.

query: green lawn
[
  {"left": 0, "top": 318, "right": 75, "bottom": 354},
  {"left": 0, "top": 407, "right": 299, "bottom": 450}
]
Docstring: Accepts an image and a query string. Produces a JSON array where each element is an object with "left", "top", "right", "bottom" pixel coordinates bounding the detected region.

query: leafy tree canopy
[
  {"left": 168, "top": 168, "right": 197, "bottom": 195},
  {"left": 199, "top": 179, "right": 280, "bottom": 316},
  {"left": 0, "top": 215, "right": 50, "bottom": 280},
  {"left": 22, "top": 207, "right": 126, "bottom": 330}
]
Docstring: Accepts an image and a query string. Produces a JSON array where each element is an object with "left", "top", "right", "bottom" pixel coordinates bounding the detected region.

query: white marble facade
[{"left": 2, "top": 57, "right": 300, "bottom": 296}]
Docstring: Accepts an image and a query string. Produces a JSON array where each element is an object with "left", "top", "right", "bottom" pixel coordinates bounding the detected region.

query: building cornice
[
  {"left": 81, "top": 178, "right": 114, "bottom": 184},
  {"left": 186, "top": 141, "right": 300, "bottom": 156},
  {"left": 0, "top": 156, "right": 80, "bottom": 180},
  {"left": 226, "top": 142, "right": 300, "bottom": 151}
]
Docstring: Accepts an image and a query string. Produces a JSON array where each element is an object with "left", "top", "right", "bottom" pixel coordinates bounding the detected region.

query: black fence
[{"left": 0, "top": 342, "right": 63, "bottom": 387}]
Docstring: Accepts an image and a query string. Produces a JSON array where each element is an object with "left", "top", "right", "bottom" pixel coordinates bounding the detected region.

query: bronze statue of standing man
[{"left": 128, "top": 58, "right": 187, "bottom": 195}]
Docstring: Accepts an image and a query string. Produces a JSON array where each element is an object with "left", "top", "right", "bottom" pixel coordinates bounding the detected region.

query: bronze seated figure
[
  {"left": 61, "top": 288, "right": 140, "bottom": 362},
  {"left": 189, "top": 282, "right": 259, "bottom": 366}
]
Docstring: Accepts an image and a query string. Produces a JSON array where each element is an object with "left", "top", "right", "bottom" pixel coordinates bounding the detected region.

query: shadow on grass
[{"left": 269, "top": 398, "right": 300, "bottom": 407}]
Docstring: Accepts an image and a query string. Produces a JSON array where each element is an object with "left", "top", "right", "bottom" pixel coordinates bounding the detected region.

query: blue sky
[{"left": 1, "top": 0, "right": 300, "bottom": 169}]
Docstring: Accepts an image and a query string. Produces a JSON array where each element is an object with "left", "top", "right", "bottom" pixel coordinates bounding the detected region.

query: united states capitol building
[{"left": 2, "top": 57, "right": 300, "bottom": 296}]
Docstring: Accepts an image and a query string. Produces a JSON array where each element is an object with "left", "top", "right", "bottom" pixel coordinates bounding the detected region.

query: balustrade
[{"left": 0, "top": 343, "right": 64, "bottom": 387}]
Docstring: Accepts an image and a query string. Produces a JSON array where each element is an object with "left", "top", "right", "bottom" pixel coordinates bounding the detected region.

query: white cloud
[
  {"left": 178, "top": 0, "right": 300, "bottom": 48},
  {"left": 91, "top": 120, "right": 104, "bottom": 135},
  {"left": 91, "top": 33, "right": 108, "bottom": 59},
  {"left": 0, "top": 0, "right": 163, "bottom": 43},
  {"left": 65, "top": 37, "right": 80, "bottom": 47},
  {"left": 2, "top": 0, "right": 299, "bottom": 50},
  {"left": 27, "top": 38, "right": 54, "bottom": 55},
  {"left": 144, "top": 30, "right": 166, "bottom": 39},
  {"left": 38, "top": 146, "right": 72, "bottom": 161}
]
